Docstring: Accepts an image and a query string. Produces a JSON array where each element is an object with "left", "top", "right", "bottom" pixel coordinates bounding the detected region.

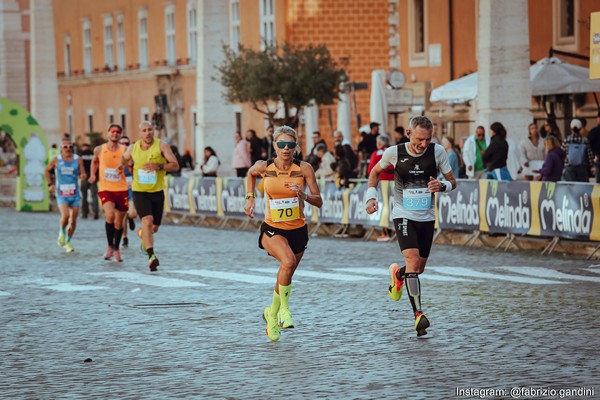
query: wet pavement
[{"left": 0, "top": 207, "right": 598, "bottom": 399}]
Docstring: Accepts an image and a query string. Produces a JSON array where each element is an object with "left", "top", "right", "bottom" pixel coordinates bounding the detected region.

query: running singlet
[
  {"left": 131, "top": 138, "right": 167, "bottom": 193},
  {"left": 98, "top": 143, "right": 128, "bottom": 192},
  {"left": 263, "top": 159, "right": 305, "bottom": 230},
  {"left": 378, "top": 143, "right": 451, "bottom": 222},
  {"left": 55, "top": 154, "right": 80, "bottom": 198}
]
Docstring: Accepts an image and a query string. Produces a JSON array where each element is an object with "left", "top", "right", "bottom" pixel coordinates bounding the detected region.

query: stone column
[
  {"left": 30, "top": 0, "right": 60, "bottom": 145},
  {"left": 0, "top": 0, "right": 28, "bottom": 108},
  {"left": 476, "top": 0, "right": 532, "bottom": 146},
  {"left": 196, "top": 0, "right": 233, "bottom": 174}
]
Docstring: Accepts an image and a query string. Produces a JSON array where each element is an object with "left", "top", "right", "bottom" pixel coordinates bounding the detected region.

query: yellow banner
[{"left": 591, "top": 12, "right": 600, "bottom": 79}]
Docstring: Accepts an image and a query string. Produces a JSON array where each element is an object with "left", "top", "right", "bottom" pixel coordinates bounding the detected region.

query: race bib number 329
[{"left": 269, "top": 197, "right": 300, "bottom": 222}]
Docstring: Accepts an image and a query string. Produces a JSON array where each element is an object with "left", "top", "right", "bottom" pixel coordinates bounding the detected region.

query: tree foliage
[{"left": 216, "top": 42, "right": 346, "bottom": 128}]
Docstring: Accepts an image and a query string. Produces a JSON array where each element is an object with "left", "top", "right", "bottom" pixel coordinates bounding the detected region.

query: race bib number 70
[{"left": 269, "top": 197, "right": 300, "bottom": 222}]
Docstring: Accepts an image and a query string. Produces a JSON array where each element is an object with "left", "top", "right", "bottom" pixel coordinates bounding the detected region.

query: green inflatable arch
[{"left": 0, "top": 97, "right": 51, "bottom": 211}]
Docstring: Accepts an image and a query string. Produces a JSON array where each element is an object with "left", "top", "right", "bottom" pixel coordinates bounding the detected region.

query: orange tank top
[
  {"left": 98, "top": 143, "right": 128, "bottom": 192},
  {"left": 263, "top": 159, "right": 306, "bottom": 230}
]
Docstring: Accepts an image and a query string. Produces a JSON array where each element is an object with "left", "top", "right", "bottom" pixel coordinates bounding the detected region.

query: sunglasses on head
[
  {"left": 120, "top": 141, "right": 130, "bottom": 146},
  {"left": 275, "top": 141, "right": 296, "bottom": 149}
]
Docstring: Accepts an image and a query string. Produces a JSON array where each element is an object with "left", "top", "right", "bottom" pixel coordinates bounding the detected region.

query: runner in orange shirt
[
  {"left": 244, "top": 126, "right": 323, "bottom": 341},
  {"left": 89, "top": 124, "right": 129, "bottom": 262}
]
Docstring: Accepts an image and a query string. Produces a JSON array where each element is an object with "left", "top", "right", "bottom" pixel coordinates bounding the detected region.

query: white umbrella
[
  {"left": 429, "top": 57, "right": 600, "bottom": 104},
  {"left": 304, "top": 99, "right": 319, "bottom": 152},
  {"left": 336, "top": 91, "right": 352, "bottom": 142},
  {"left": 430, "top": 72, "right": 478, "bottom": 104},
  {"left": 370, "top": 70, "right": 388, "bottom": 133},
  {"left": 530, "top": 57, "right": 600, "bottom": 96}
]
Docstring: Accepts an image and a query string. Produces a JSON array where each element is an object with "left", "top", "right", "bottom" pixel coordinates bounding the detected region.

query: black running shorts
[
  {"left": 132, "top": 191, "right": 165, "bottom": 226},
  {"left": 393, "top": 218, "right": 435, "bottom": 258},
  {"left": 259, "top": 222, "right": 309, "bottom": 255}
]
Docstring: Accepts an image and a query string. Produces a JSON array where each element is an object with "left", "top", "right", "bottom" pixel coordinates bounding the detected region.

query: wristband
[
  {"left": 365, "top": 187, "right": 378, "bottom": 203},
  {"left": 441, "top": 180, "right": 452, "bottom": 192},
  {"left": 245, "top": 192, "right": 255, "bottom": 199}
]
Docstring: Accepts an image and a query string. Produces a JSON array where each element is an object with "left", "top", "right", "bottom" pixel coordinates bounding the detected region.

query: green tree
[{"left": 216, "top": 42, "right": 347, "bottom": 128}]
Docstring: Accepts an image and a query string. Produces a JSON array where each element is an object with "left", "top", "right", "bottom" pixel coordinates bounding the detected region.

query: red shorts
[{"left": 98, "top": 190, "right": 129, "bottom": 212}]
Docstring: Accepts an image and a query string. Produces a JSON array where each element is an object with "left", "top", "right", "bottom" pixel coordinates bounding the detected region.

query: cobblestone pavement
[{"left": 0, "top": 207, "right": 598, "bottom": 399}]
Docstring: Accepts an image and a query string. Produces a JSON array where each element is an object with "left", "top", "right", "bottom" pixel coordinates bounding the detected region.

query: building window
[
  {"left": 120, "top": 108, "right": 127, "bottom": 132},
  {"left": 64, "top": 35, "right": 71, "bottom": 76},
  {"left": 408, "top": 0, "right": 427, "bottom": 67},
  {"left": 141, "top": 107, "right": 150, "bottom": 123},
  {"left": 230, "top": 0, "right": 240, "bottom": 51},
  {"left": 103, "top": 16, "right": 114, "bottom": 69},
  {"left": 107, "top": 108, "right": 114, "bottom": 125},
  {"left": 138, "top": 9, "right": 148, "bottom": 68},
  {"left": 259, "top": 0, "right": 275, "bottom": 49},
  {"left": 67, "top": 108, "right": 73, "bottom": 136},
  {"left": 116, "top": 14, "right": 125, "bottom": 71},
  {"left": 165, "top": 4, "right": 176, "bottom": 65},
  {"left": 187, "top": 1, "right": 197, "bottom": 64},
  {"left": 553, "top": 0, "right": 578, "bottom": 50},
  {"left": 87, "top": 109, "right": 94, "bottom": 133},
  {"left": 82, "top": 19, "right": 92, "bottom": 74}
]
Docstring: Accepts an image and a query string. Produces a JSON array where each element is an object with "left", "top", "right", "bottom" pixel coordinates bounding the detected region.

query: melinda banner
[{"left": 166, "top": 177, "right": 600, "bottom": 242}]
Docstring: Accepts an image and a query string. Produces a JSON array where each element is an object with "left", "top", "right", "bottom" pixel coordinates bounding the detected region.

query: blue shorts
[{"left": 57, "top": 194, "right": 81, "bottom": 208}]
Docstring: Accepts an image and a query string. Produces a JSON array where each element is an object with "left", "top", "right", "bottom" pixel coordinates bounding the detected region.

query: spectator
[
  {"left": 246, "top": 129, "right": 264, "bottom": 164},
  {"left": 393, "top": 126, "right": 409, "bottom": 144},
  {"left": 367, "top": 135, "right": 394, "bottom": 242},
  {"left": 332, "top": 144, "right": 353, "bottom": 188},
  {"left": 232, "top": 131, "right": 252, "bottom": 177},
  {"left": 462, "top": 126, "right": 489, "bottom": 179},
  {"left": 314, "top": 143, "right": 336, "bottom": 179},
  {"left": 357, "top": 122, "right": 380, "bottom": 178},
  {"left": 587, "top": 112, "right": 600, "bottom": 183},
  {"left": 519, "top": 123, "right": 546, "bottom": 180},
  {"left": 306, "top": 131, "right": 327, "bottom": 171},
  {"left": 199, "top": 146, "right": 220, "bottom": 177},
  {"left": 540, "top": 116, "right": 562, "bottom": 140},
  {"left": 561, "top": 119, "right": 595, "bottom": 182},
  {"left": 482, "top": 122, "right": 512, "bottom": 181},
  {"left": 333, "top": 130, "right": 358, "bottom": 177},
  {"left": 181, "top": 150, "right": 194, "bottom": 170},
  {"left": 441, "top": 136, "right": 461, "bottom": 179},
  {"left": 169, "top": 144, "right": 183, "bottom": 177},
  {"left": 262, "top": 125, "right": 275, "bottom": 160},
  {"left": 537, "top": 135, "right": 565, "bottom": 182},
  {"left": 78, "top": 142, "right": 99, "bottom": 219}
]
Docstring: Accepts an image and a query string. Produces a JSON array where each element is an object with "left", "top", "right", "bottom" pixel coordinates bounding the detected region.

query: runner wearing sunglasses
[
  {"left": 118, "top": 135, "right": 138, "bottom": 248},
  {"left": 45, "top": 134, "right": 87, "bottom": 253},
  {"left": 244, "top": 126, "right": 323, "bottom": 341}
]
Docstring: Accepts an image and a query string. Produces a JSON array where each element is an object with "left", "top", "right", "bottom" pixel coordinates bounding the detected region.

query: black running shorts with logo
[
  {"left": 393, "top": 218, "right": 435, "bottom": 258},
  {"left": 259, "top": 222, "right": 309, "bottom": 255},
  {"left": 132, "top": 191, "right": 165, "bottom": 226}
]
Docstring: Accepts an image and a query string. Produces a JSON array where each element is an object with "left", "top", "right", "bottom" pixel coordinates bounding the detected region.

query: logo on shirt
[
  {"left": 400, "top": 158, "right": 409, "bottom": 163},
  {"left": 409, "top": 164, "right": 425, "bottom": 175}
]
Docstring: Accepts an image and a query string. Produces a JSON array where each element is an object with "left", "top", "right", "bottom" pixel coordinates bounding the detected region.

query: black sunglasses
[
  {"left": 62, "top": 145, "right": 73, "bottom": 149},
  {"left": 275, "top": 141, "right": 296, "bottom": 149}
]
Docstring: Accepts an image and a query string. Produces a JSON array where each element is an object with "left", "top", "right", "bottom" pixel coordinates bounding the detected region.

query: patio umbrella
[
  {"left": 370, "top": 70, "right": 388, "bottom": 133},
  {"left": 429, "top": 72, "right": 478, "bottom": 104},
  {"left": 530, "top": 57, "right": 600, "bottom": 96},
  {"left": 429, "top": 57, "right": 600, "bottom": 103},
  {"left": 336, "top": 92, "right": 352, "bottom": 142}
]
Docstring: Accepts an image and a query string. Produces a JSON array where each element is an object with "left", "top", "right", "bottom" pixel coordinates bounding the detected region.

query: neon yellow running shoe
[
  {"left": 262, "top": 306, "right": 280, "bottom": 341},
  {"left": 278, "top": 307, "right": 295, "bottom": 329},
  {"left": 388, "top": 263, "right": 404, "bottom": 301},
  {"left": 415, "top": 312, "right": 430, "bottom": 337},
  {"left": 138, "top": 227, "right": 147, "bottom": 255},
  {"left": 64, "top": 242, "right": 75, "bottom": 253},
  {"left": 57, "top": 232, "right": 65, "bottom": 247}
]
